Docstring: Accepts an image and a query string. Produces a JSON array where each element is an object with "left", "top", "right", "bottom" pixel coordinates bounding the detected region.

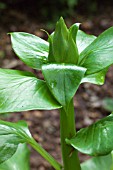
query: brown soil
[{"left": 0, "top": 5, "right": 113, "bottom": 170}]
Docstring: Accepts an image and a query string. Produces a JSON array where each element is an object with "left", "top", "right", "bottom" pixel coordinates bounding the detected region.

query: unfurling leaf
[{"left": 48, "top": 17, "right": 79, "bottom": 64}]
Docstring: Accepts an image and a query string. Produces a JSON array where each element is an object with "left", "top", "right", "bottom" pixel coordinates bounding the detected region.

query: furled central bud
[
  {"left": 42, "top": 18, "right": 86, "bottom": 108},
  {"left": 48, "top": 17, "right": 80, "bottom": 65}
]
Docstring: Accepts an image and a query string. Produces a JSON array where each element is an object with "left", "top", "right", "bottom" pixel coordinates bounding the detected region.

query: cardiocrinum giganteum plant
[{"left": 0, "top": 17, "right": 113, "bottom": 170}]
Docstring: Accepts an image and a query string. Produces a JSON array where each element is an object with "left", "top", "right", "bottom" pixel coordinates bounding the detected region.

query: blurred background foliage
[{"left": 0, "top": 0, "right": 113, "bottom": 23}]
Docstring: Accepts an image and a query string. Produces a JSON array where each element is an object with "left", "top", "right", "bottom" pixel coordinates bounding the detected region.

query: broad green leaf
[
  {"left": 42, "top": 64, "right": 86, "bottom": 106},
  {"left": 79, "top": 27, "right": 113, "bottom": 75},
  {"left": 0, "top": 120, "right": 31, "bottom": 164},
  {"left": 66, "top": 114, "right": 113, "bottom": 156},
  {"left": 0, "top": 69, "right": 61, "bottom": 113},
  {"left": 51, "top": 17, "right": 79, "bottom": 64},
  {"left": 81, "top": 153, "right": 113, "bottom": 170},
  {"left": 102, "top": 98, "right": 113, "bottom": 112},
  {"left": 76, "top": 30, "right": 96, "bottom": 54},
  {"left": 0, "top": 144, "right": 30, "bottom": 170},
  {"left": 10, "top": 32, "right": 49, "bottom": 70},
  {"left": 76, "top": 30, "right": 107, "bottom": 85},
  {"left": 81, "top": 67, "right": 108, "bottom": 85}
]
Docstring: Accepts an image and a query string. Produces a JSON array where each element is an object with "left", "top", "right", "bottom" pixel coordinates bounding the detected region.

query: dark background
[{"left": 0, "top": 0, "right": 113, "bottom": 169}]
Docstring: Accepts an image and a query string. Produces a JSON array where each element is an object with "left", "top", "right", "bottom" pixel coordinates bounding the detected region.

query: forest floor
[{"left": 0, "top": 5, "right": 113, "bottom": 170}]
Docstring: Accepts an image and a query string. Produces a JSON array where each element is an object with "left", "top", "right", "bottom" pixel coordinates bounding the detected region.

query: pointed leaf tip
[
  {"left": 42, "top": 64, "right": 86, "bottom": 106},
  {"left": 10, "top": 32, "right": 49, "bottom": 70},
  {"left": 59, "top": 16, "right": 65, "bottom": 23}
]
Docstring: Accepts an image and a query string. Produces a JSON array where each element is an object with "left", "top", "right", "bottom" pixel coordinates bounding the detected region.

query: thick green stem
[
  {"left": 60, "top": 100, "right": 81, "bottom": 170},
  {"left": 29, "top": 139, "right": 62, "bottom": 170}
]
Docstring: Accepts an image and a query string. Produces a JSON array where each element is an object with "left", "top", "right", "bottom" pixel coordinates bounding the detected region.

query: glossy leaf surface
[
  {"left": 42, "top": 64, "right": 86, "bottom": 106},
  {"left": 0, "top": 120, "right": 31, "bottom": 164},
  {"left": 76, "top": 30, "right": 96, "bottom": 54},
  {"left": 79, "top": 27, "right": 113, "bottom": 74},
  {"left": 0, "top": 69, "right": 61, "bottom": 113},
  {"left": 10, "top": 32, "right": 49, "bottom": 70},
  {"left": 81, "top": 67, "right": 108, "bottom": 85},
  {"left": 0, "top": 144, "right": 30, "bottom": 170},
  {"left": 81, "top": 153, "right": 113, "bottom": 170},
  {"left": 66, "top": 114, "right": 113, "bottom": 156},
  {"left": 76, "top": 30, "right": 108, "bottom": 85}
]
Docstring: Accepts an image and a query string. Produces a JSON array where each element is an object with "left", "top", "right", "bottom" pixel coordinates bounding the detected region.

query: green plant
[{"left": 0, "top": 17, "right": 113, "bottom": 170}]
